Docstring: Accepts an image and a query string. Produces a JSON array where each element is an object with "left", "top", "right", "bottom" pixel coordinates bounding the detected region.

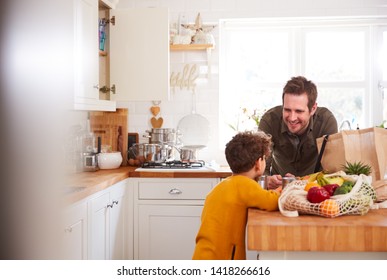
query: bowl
[{"left": 97, "top": 152, "right": 123, "bottom": 169}]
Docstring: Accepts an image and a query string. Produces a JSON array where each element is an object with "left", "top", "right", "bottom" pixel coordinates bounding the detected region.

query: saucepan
[
  {"left": 128, "top": 143, "right": 172, "bottom": 165},
  {"left": 174, "top": 146, "right": 201, "bottom": 162}
]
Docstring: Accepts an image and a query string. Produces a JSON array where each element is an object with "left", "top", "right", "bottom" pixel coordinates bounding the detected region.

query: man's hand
[
  {"left": 267, "top": 173, "right": 296, "bottom": 189},
  {"left": 266, "top": 175, "right": 283, "bottom": 189}
]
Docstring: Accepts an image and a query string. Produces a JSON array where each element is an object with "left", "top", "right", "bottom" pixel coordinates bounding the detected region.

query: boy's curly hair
[{"left": 225, "top": 131, "right": 272, "bottom": 174}]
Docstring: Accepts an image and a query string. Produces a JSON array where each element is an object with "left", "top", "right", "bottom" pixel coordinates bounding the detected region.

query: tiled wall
[{"left": 113, "top": 0, "right": 387, "bottom": 164}]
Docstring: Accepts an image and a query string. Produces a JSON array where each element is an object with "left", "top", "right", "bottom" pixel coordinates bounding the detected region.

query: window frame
[{"left": 219, "top": 16, "right": 387, "bottom": 147}]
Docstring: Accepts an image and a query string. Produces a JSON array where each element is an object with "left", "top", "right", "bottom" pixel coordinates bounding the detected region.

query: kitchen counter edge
[{"left": 64, "top": 166, "right": 232, "bottom": 205}]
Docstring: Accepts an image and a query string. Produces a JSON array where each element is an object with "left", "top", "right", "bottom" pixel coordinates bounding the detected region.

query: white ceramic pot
[{"left": 97, "top": 152, "right": 123, "bottom": 169}]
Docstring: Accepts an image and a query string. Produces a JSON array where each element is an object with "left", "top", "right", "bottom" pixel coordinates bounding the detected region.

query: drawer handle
[{"left": 169, "top": 188, "right": 182, "bottom": 195}]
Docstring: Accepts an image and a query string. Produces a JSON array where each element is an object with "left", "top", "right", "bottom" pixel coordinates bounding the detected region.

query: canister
[{"left": 258, "top": 175, "right": 267, "bottom": 189}]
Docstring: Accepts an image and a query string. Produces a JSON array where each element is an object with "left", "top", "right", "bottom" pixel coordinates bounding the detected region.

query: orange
[
  {"left": 320, "top": 199, "right": 340, "bottom": 217},
  {"left": 304, "top": 181, "right": 321, "bottom": 191}
]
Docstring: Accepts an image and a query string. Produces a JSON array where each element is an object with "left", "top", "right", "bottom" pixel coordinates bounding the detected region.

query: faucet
[{"left": 339, "top": 120, "right": 352, "bottom": 131}]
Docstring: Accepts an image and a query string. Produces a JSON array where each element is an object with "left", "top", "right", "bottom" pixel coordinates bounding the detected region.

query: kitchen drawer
[{"left": 137, "top": 179, "right": 218, "bottom": 200}]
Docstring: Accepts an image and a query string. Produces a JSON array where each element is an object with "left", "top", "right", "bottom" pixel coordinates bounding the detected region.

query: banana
[
  {"left": 300, "top": 171, "right": 322, "bottom": 182},
  {"left": 317, "top": 173, "right": 344, "bottom": 186}
]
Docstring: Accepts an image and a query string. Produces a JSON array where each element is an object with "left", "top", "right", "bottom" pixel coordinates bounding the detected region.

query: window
[
  {"left": 219, "top": 17, "right": 387, "bottom": 146},
  {"left": 382, "top": 29, "right": 387, "bottom": 124}
]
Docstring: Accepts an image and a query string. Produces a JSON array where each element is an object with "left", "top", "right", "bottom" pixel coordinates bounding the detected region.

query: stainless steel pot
[
  {"left": 143, "top": 143, "right": 163, "bottom": 162},
  {"left": 129, "top": 143, "right": 173, "bottom": 163},
  {"left": 143, "top": 128, "right": 181, "bottom": 145},
  {"left": 174, "top": 146, "right": 197, "bottom": 162}
]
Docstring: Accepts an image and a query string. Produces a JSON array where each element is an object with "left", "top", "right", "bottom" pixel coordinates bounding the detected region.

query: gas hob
[
  {"left": 135, "top": 160, "right": 219, "bottom": 172},
  {"left": 141, "top": 160, "right": 204, "bottom": 169}
]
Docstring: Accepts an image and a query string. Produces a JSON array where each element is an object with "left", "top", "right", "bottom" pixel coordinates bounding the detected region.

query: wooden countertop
[
  {"left": 247, "top": 208, "right": 387, "bottom": 252},
  {"left": 64, "top": 165, "right": 232, "bottom": 204}
]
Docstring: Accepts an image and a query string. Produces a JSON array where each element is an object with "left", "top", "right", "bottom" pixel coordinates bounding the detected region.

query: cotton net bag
[{"left": 279, "top": 171, "right": 377, "bottom": 218}]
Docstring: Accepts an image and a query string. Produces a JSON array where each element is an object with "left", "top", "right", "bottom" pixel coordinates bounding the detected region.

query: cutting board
[{"left": 90, "top": 109, "right": 128, "bottom": 166}]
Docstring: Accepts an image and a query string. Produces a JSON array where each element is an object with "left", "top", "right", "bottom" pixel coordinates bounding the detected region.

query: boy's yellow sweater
[{"left": 192, "top": 175, "right": 279, "bottom": 260}]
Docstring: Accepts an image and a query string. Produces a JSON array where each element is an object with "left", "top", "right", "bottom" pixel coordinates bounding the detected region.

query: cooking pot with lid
[{"left": 143, "top": 128, "right": 181, "bottom": 145}]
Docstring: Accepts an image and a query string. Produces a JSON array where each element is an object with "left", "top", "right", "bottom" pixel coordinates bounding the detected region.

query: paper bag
[{"left": 316, "top": 127, "right": 387, "bottom": 181}]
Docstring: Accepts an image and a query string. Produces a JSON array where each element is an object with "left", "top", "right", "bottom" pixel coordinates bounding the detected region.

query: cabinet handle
[
  {"left": 169, "top": 188, "right": 182, "bottom": 195},
  {"left": 99, "top": 84, "right": 116, "bottom": 95},
  {"left": 64, "top": 227, "right": 72, "bottom": 233},
  {"left": 107, "top": 200, "right": 119, "bottom": 208},
  {"left": 110, "top": 84, "right": 116, "bottom": 95}
]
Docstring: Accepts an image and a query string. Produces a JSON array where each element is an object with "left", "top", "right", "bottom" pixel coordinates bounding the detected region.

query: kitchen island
[{"left": 247, "top": 208, "right": 387, "bottom": 259}]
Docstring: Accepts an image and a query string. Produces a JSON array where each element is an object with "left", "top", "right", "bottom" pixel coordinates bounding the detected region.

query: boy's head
[{"left": 225, "top": 131, "right": 272, "bottom": 174}]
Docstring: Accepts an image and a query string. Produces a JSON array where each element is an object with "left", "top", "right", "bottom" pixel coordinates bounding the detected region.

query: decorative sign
[{"left": 170, "top": 64, "right": 199, "bottom": 93}]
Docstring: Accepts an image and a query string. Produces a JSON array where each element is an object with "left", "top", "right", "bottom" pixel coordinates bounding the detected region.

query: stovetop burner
[{"left": 141, "top": 160, "right": 205, "bottom": 169}]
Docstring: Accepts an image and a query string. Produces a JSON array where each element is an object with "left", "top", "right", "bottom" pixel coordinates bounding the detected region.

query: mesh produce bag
[{"left": 279, "top": 172, "right": 377, "bottom": 218}]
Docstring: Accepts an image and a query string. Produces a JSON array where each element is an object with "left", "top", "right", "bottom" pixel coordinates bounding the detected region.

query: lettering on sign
[{"left": 170, "top": 64, "right": 199, "bottom": 93}]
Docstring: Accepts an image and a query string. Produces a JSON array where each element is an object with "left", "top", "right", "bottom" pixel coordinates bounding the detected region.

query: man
[{"left": 258, "top": 76, "right": 338, "bottom": 189}]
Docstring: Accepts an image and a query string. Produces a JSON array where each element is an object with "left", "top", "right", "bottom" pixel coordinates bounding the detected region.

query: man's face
[{"left": 282, "top": 93, "right": 317, "bottom": 135}]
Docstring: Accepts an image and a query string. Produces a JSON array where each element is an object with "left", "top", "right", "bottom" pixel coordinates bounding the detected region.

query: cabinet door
[
  {"left": 109, "top": 182, "right": 126, "bottom": 259},
  {"left": 62, "top": 201, "right": 88, "bottom": 259},
  {"left": 110, "top": 8, "right": 170, "bottom": 101},
  {"left": 88, "top": 191, "right": 110, "bottom": 260},
  {"left": 74, "top": 0, "right": 99, "bottom": 104},
  {"left": 137, "top": 204, "right": 203, "bottom": 260}
]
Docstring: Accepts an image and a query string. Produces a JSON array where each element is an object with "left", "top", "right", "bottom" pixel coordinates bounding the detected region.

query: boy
[{"left": 192, "top": 131, "right": 280, "bottom": 260}]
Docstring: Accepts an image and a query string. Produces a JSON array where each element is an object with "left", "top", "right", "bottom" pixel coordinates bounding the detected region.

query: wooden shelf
[
  {"left": 170, "top": 44, "right": 214, "bottom": 51},
  {"left": 170, "top": 44, "right": 215, "bottom": 78}
]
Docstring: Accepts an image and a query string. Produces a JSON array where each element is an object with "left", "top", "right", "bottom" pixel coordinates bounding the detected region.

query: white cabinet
[
  {"left": 73, "top": 0, "right": 116, "bottom": 111},
  {"left": 74, "top": 0, "right": 169, "bottom": 108},
  {"left": 109, "top": 7, "right": 170, "bottom": 102},
  {"left": 132, "top": 178, "right": 219, "bottom": 260},
  {"left": 88, "top": 179, "right": 129, "bottom": 259},
  {"left": 62, "top": 200, "right": 88, "bottom": 259}
]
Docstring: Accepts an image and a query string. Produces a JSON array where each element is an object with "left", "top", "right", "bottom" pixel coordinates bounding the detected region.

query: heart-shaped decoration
[
  {"left": 151, "top": 117, "right": 163, "bottom": 128},
  {"left": 150, "top": 106, "right": 160, "bottom": 116}
]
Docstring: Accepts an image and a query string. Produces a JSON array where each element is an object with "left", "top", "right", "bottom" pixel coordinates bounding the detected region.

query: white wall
[{"left": 116, "top": 0, "right": 387, "bottom": 165}]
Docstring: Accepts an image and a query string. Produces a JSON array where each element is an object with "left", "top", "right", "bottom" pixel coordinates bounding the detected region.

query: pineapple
[{"left": 342, "top": 161, "right": 372, "bottom": 176}]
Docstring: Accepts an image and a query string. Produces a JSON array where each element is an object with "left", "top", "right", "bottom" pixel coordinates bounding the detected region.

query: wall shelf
[
  {"left": 170, "top": 44, "right": 215, "bottom": 78},
  {"left": 169, "top": 44, "right": 214, "bottom": 51}
]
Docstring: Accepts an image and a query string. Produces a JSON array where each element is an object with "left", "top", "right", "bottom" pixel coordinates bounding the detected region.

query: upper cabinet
[
  {"left": 73, "top": 0, "right": 116, "bottom": 111},
  {"left": 109, "top": 8, "right": 170, "bottom": 102},
  {"left": 73, "top": 0, "right": 169, "bottom": 111}
]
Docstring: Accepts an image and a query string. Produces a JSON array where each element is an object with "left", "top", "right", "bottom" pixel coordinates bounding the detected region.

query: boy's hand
[{"left": 274, "top": 186, "right": 282, "bottom": 193}]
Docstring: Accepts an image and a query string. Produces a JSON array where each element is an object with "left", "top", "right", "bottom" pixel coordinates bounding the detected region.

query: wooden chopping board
[{"left": 90, "top": 108, "right": 128, "bottom": 166}]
